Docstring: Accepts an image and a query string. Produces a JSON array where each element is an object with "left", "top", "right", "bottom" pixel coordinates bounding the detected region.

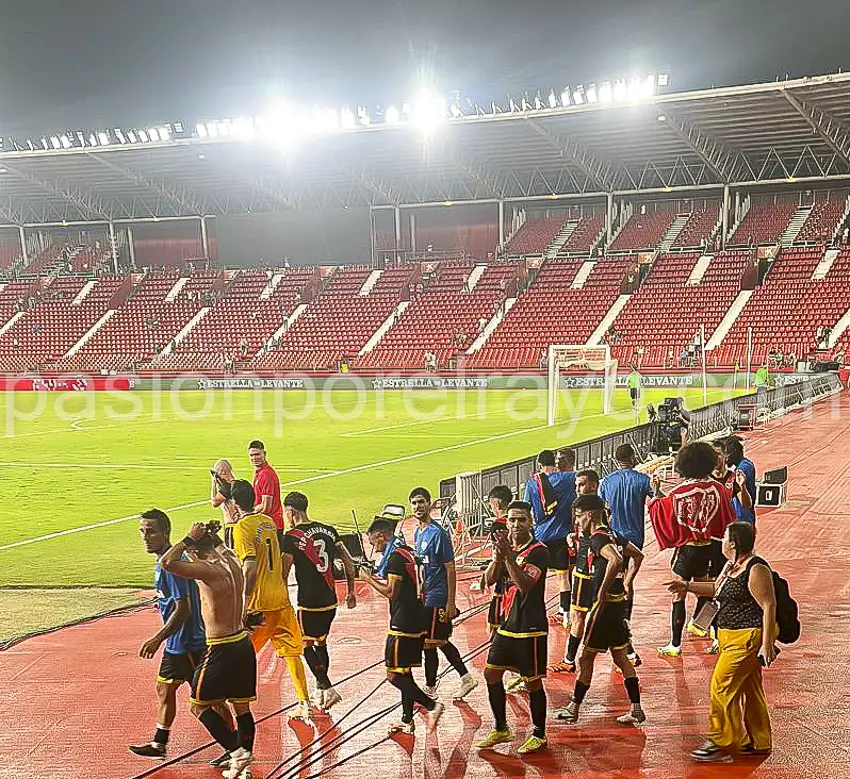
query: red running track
[{"left": 2, "top": 394, "right": 850, "bottom": 779}]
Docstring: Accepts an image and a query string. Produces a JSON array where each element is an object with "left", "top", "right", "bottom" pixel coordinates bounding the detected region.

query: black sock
[
  {"left": 440, "top": 642, "right": 469, "bottom": 678},
  {"left": 304, "top": 645, "right": 332, "bottom": 689},
  {"left": 389, "top": 674, "right": 415, "bottom": 722},
  {"left": 573, "top": 680, "right": 590, "bottom": 705},
  {"left": 671, "top": 600, "right": 686, "bottom": 647},
  {"left": 236, "top": 712, "right": 255, "bottom": 753},
  {"left": 565, "top": 634, "right": 581, "bottom": 663},
  {"left": 424, "top": 648, "right": 439, "bottom": 687},
  {"left": 528, "top": 688, "right": 547, "bottom": 738},
  {"left": 153, "top": 727, "right": 169, "bottom": 746},
  {"left": 315, "top": 644, "right": 332, "bottom": 688},
  {"left": 693, "top": 596, "right": 710, "bottom": 621},
  {"left": 624, "top": 676, "right": 641, "bottom": 705},
  {"left": 487, "top": 682, "right": 508, "bottom": 732},
  {"left": 559, "top": 591, "right": 571, "bottom": 614},
  {"left": 198, "top": 709, "right": 238, "bottom": 752}
]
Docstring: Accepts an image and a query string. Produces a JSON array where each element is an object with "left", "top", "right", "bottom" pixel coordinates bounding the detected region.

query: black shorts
[
  {"left": 584, "top": 599, "right": 631, "bottom": 654},
  {"left": 629, "top": 388, "right": 639, "bottom": 401},
  {"left": 423, "top": 606, "right": 454, "bottom": 646},
  {"left": 158, "top": 649, "right": 204, "bottom": 684},
  {"left": 672, "top": 543, "right": 712, "bottom": 581},
  {"left": 544, "top": 539, "right": 570, "bottom": 574},
  {"left": 385, "top": 633, "right": 425, "bottom": 672},
  {"left": 297, "top": 607, "right": 336, "bottom": 643},
  {"left": 190, "top": 632, "right": 257, "bottom": 706},
  {"left": 571, "top": 571, "right": 595, "bottom": 612},
  {"left": 487, "top": 594, "right": 502, "bottom": 631},
  {"left": 485, "top": 632, "right": 548, "bottom": 682},
  {"left": 707, "top": 539, "right": 726, "bottom": 579}
]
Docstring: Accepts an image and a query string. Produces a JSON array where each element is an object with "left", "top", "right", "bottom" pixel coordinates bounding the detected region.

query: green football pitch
[{"left": 0, "top": 385, "right": 744, "bottom": 639}]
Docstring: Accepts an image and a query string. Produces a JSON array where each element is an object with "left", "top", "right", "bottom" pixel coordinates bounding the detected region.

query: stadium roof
[{"left": 2, "top": 72, "right": 850, "bottom": 226}]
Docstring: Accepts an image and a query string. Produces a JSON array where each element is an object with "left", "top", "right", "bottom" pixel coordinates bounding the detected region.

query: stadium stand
[
  {"left": 713, "top": 246, "right": 850, "bottom": 368},
  {"left": 672, "top": 206, "right": 721, "bottom": 248},
  {"left": 359, "top": 260, "right": 519, "bottom": 370},
  {"left": 469, "top": 257, "right": 633, "bottom": 369},
  {"left": 609, "top": 250, "right": 755, "bottom": 368},
  {"left": 254, "top": 265, "right": 412, "bottom": 372},
  {"left": 609, "top": 210, "right": 675, "bottom": 252},
  {"left": 505, "top": 214, "right": 567, "bottom": 255},
  {"left": 728, "top": 201, "right": 797, "bottom": 246},
  {"left": 796, "top": 199, "right": 847, "bottom": 243},
  {"left": 562, "top": 213, "right": 605, "bottom": 254}
]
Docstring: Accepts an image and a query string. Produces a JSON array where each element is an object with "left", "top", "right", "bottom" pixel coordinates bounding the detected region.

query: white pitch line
[
  {"left": 0, "top": 461, "right": 330, "bottom": 473},
  {"left": 0, "top": 414, "right": 572, "bottom": 552}
]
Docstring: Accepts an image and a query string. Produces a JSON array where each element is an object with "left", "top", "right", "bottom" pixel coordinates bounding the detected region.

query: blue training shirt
[
  {"left": 375, "top": 536, "right": 399, "bottom": 579},
  {"left": 733, "top": 458, "right": 757, "bottom": 524},
  {"left": 154, "top": 558, "right": 206, "bottom": 655},
  {"left": 523, "top": 471, "right": 576, "bottom": 543},
  {"left": 599, "top": 468, "right": 654, "bottom": 549},
  {"left": 414, "top": 521, "right": 455, "bottom": 607}
]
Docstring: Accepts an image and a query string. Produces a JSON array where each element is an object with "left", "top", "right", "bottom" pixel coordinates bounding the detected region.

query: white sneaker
[
  {"left": 554, "top": 701, "right": 580, "bottom": 723},
  {"left": 423, "top": 684, "right": 438, "bottom": 699},
  {"left": 427, "top": 702, "right": 445, "bottom": 731},
  {"left": 388, "top": 720, "right": 415, "bottom": 735},
  {"left": 290, "top": 701, "right": 312, "bottom": 722},
  {"left": 222, "top": 748, "right": 252, "bottom": 779},
  {"left": 657, "top": 642, "right": 682, "bottom": 658},
  {"left": 616, "top": 708, "right": 646, "bottom": 725},
  {"left": 453, "top": 674, "right": 478, "bottom": 700},
  {"left": 322, "top": 687, "right": 342, "bottom": 711}
]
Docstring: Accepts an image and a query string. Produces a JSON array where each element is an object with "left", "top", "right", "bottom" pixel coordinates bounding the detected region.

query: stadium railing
[{"left": 438, "top": 373, "right": 842, "bottom": 514}]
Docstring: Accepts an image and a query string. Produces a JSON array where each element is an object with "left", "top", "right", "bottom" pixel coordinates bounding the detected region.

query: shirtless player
[{"left": 160, "top": 522, "right": 257, "bottom": 779}]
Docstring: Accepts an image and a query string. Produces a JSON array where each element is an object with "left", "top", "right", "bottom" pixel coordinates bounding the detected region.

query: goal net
[{"left": 547, "top": 344, "right": 618, "bottom": 426}]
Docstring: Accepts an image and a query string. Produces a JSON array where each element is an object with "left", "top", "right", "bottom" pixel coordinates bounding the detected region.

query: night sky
[{"left": 1, "top": 0, "right": 848, "bottom": 136}]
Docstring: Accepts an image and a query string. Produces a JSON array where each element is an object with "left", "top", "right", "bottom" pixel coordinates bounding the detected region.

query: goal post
[{"left": 547, "top": 344, "right": 618, "bottom": 426}]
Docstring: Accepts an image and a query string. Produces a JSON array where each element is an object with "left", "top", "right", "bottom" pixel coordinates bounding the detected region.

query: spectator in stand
[
  {"left": 12, "top": 337, "right": 20, "bottom": 351},
  {"left": 248, "top": 440, "right": 285, "bottom": 537},
  {"left": 680, "top": 347, "right": 689, "bottom": 367},
  {"left": 478, "top": 317, "right": 488, "bottom": 336},
  {"left": 238, "top": 337, "right": 250, "bottom": 358}
]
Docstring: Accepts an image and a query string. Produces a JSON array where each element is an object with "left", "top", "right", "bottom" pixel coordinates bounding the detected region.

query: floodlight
[
  {"left": 206, "top": 122, "right": 218, "bottom": 138},
  {"left": 174, "top": 122, "right": 184, "bottom": 133},
  {"left": 88, "top": 133, "right": 98, "bottom": 146},
  {"left": 127, "top": 130, "right": 138, "bottom": 143},
  {"left": 385, "top": 105, "right": 401, "bottom": 124},
  {"left": 148, "top": 128, "right": 160, "bottom": 142},
  {"left": 627, "top": 78, "right": 644, "bottom": 102},
  {"left": 560, "top": 89, "right": 570, "bottom": 107},
  {"left": 138, "top": 129, "right": 149, "bottom": 143},
  {"left": 657, "top": 114, "right": 667, "bottom": 122},
  {"left": 257, "top": 103, "right": 306, "bottom": 150},
  {"left": 401, "top": 102, "right": 412, "bottom": 118},
  {"left": 613, "top": 80, "right": 627, "bottom": 102},
  {"left": 77, "top": 131, "right": 87, "bottom": 145},
  {"left": 196, "top": 123, "right": 208, "bottom": 138},
  {"left": 572, "top": 88, "right": 584, "bottom": 105},
  {"left": 534, "top": 93, "right": 543, "bottom": 110},
  {"left": 217, "top": 120, "right": 230, "bottom": 137},
  {"left": 509, "top": 98, "right": 518, "bottom": 112},
  {"left": 599, "top": 82, "right": 613, "bottom": 103},
  {"left": 98, "top": 131, "right": 110, "bottom": 145},
  {"left": 521, "top": 96, "right": 531, "bottom": 111},
  {"left": 60, "top": 134, "right": 71, "bottom": 149},
  {"left": 410, "top": 92, "right": 447, "bottom": 132},
  {"left": 657, "top": 73, "right": 670, "bottom": 87},
  {"left": 642, "top": 75, "right": 656, "bottom": 99},
  {"left": 586, "top": 84, "right": 598, "bottom": 104},
  {"left": 340, "top": 108, "right": 357, "bottom": 129},
  {"left": 358, "top": 107, "right": 372, "bottom": 126},
  {"left": 158, "top": 126, "right": 171, "bottom": 141},
  {"left": 548, "top": 90, "right": 558, "bottom": 109},
  {"left": 50, "top": 136, "right": 60, "bottom": 149},
  {"left": 231, "top": 117, "right": 255, "bottom": 140},
  {"left": 449, "top": 104, "right": 462, "bottom": 118},
  {"left": 115, "top": 129, "right": 126, "bottom": 144}
]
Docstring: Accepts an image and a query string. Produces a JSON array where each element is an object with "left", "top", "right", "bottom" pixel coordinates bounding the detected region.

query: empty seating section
[
  {"left": 0, "top": 242, "right": 20, "bottom": 270},
  {"left": 609, "top": 211, "right": 675, "bottom": 252},
  {"left": 562, "top": 213, "right": 605, "bottom": 254},
  {"left": 796, "top": 200, "right": 846, "bottom": 243},
  {"left": 470, "top": 258, "right": 629, "bottom": 369},
  {"left": 360, "top": 262, "right": 517, "bottom": 369},
  {"left": 715, "top": 248, "right": 850, "bottom": 367},
  {"left": 729, "top": 202, "right": 797, "bottom": 246},
  {"left": 506, "top": 215, "right": 567, "bottom": 255},
  {"left": 673, "top": 207, "right": 720, "bottom": 248},
  {"left": 611, "top": 251, "right": 751, "bottom": 368},
  {"left": 257, "top": 267, "right": 396, "bottom": 371}
]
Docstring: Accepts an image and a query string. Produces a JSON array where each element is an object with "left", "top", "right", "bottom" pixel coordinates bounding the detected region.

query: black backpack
[{"left": 750, "top": 558, "right": 800, "bottom": 644}]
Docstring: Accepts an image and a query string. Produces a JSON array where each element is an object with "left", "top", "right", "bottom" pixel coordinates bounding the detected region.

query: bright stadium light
[
  {"left": 217, "top": 119, "right": 231, "bottom": 137},
  {"left": 127, "top": 130, "right": 138, "bottom": 143},
  {"left": 642, "top": 74, "right": 657, "bottom": 99},
  {"left": 586, "top": 84, "right": 598, "bottom": 103},
  {"left": 357, "top": 106, "right": 371, "bottom": 126},
  {"left": 613, "top": 79, "right": 627, "bottom": 102},
  {"left": 449, "top": 104, "right": 462, "bottom": 118},
  {"left": 657, "top": 73, "right": 670, "bottom": 87},
  {"left": 158, "top": 125, "right": 171, "bottom": 141},
  {"left": 97, "top": 131, "right": 110, "bottom": 145},
  {"left": 206, "top": 122, "right": 218, "bottom": 138},
  {"left": 60, "top": 134, "right": 71, "bottom": 149},
  {"left": 138, "top": 129, "right": 149, "bottom": 142},
  {"left": 410, "top": 92, "right": 447, "bottom": 132},
  {"left": 50, "top": 135, "right": 60, "bottom": 149},
  {"left": 385, "top": 105, "right": 401, "bottom": 124},
  {"left": 76, "top": 131, "right": 87, "bottom": 145},
  {"left": 148, "top": 128, "right": 160, "bottom": 142},
  {"left": 572, "top": 87, "right": 584, "bottom": 105},
  {"left": 548, "top": 90, "right": 558, "bottom": 109},
  {"left": 196, "top": 123, "right": 208, "bottom": 138},
  {"left": 560, "top": 88, "right": 570, "bottom": 107},
  {"left": 231, "top": 116, "right": 256, "bottom": 140},
  {"left": 599, "top": 81, "right": 613, "bottom": 103},
  {"left": 115, "top": 129, "right": 126, "bottom": 144}
]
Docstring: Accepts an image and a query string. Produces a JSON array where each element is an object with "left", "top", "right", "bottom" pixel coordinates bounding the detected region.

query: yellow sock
[{"left": 286, "top": 656, "right": 309, "bottom": 702}]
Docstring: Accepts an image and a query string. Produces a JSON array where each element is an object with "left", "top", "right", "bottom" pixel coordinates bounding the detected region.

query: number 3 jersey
[{"left": 281, "top": 521, "right": 341, "bottom": 611}]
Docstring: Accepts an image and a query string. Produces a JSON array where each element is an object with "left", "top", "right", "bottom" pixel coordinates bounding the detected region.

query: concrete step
[
  {"left": 358, "top": 269, "right": 383, "bottom": 296},
  {"left": 360, "top": 301, "right": 410, "bottom": 354},
  {"left": 706, "top": 290, "right": 754, "bottom": 350},
  {"left": 467, "top": 298, "right": 517, "bottom": 353},
  {"left": 586, "top": 295, "right": 631, "bottom": 346},
  {"left": 65, "top": 310, "right": 116, "bottom": 357},
  {"left": 570, "top": 261, "right": 596, "bottom": 289}
]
